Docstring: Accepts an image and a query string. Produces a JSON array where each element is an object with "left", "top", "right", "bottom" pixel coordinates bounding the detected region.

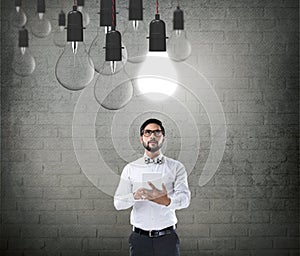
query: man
[{"left": 114, "top": 118, "right": 191, "bottom": 256}]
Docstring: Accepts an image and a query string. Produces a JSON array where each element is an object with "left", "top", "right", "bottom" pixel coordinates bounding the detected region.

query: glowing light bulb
[
  {"left": 89, "top": 26, "right": 127, "bottom": 75},
  {"left": 133, "top": 52, "right": 178, "bottom": 100},
  {"left": 55, "top": 6, "right": 94, "bottom": 91},
  {"left": 13, "top": 27, "right": 36, "bottom": 77},
  {"left": 10, "top": 0, "right": 27, "bottom": 28},
  {"left": 30, "top": 0, "right": 51, "bottom": 38}
]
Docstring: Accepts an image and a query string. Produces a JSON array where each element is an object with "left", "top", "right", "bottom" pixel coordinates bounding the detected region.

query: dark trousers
[{"left": 129, "top": 230, "right": 180, "bottom": 256}]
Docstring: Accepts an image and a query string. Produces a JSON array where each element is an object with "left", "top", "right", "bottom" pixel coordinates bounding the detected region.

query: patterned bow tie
[{"left": 144, "top": 157, "right": 163, "bottom": 164}]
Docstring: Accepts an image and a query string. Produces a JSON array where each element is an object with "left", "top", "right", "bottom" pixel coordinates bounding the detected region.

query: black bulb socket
[
  {"left": 129, "top": 0, "right": 143, "bottom": 21},
  {"left": 15, "top": 0, "right": 22, "bottom": 7},
  {"left": 67, "top": 6, "right": 84, "bottom": 42},
  {"left": 77, "top": 0, "right": 84, "bottom": 7},
  {"left": 173, "top": 6, "right": 184, "bottom": 30},
  {"left": 19, "top": 27, "right": 29, "bottom": 48},
  {"left": 37, "top": 0, "right": 45, "bottom": 13},
  {"left": 100, "top": 0, "right": 117, "bottom": 27},
  {"left": 148, "top": 14, "right": 167, "bottom": 51},
  {"left": 105, "top": 29, "right": 122, "bottom": 61},
  {"left": 58, "top": 10, "right": 66, "bottom": 27}
]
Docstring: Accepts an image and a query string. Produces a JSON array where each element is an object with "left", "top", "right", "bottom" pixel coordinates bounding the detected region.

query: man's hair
[{"left": 140, "top": 118, "right": 165, "bottom": 136}]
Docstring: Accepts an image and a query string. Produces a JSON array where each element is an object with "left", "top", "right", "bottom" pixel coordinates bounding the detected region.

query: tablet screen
[{"left": 142, "top": 172, "right": 163, "bottom": 190}]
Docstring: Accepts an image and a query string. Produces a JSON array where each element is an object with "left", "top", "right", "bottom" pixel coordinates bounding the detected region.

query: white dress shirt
[{"left": 114, "top": 154, "right": 191, "bottom": 231}]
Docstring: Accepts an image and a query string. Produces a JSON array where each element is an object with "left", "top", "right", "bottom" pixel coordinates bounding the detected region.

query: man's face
[{"left": 140, "top": 123, "right": 165, "bottom": 153}]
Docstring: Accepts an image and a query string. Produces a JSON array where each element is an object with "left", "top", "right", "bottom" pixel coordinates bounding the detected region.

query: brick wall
[{"left": 1, "top": 0, "right": 299, "bottom": 255}]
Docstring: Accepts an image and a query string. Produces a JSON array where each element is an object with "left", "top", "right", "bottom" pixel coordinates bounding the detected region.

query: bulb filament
[
  {"left": 133, "top": 20, "right": 139, "bottom": 31},
  {"left": 20, "top": 47, "right": 26, "bottom": 55},
  {"left": 72, "top": 41, "right": 78, "bottom": 54},
  {"left": 110, "top": 61, "right": 116, "bottom": 73},
  {"left": 105, "top": 26, "right": 111, "bottom": 34},
  {"left": 38, "top": 13, "right": 44, "bottom": 20}
]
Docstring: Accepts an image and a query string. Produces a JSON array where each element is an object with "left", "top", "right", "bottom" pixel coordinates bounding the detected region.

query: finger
[
  {"left": 162, "top": 183, "right": 167, "bottom": 193},
  {"left": 136, "top": 188, "right": 144, "bottom": 193},
  {"left": 147, "top": 182, "right": 157, "bottom": 191}
]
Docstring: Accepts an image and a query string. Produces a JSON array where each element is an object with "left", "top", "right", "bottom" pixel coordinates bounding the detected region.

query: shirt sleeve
[
  {"left": 114, "top": 164, "right": 136, "bottom": 210},
  {"left": 167, "top": 162, "right": 191, "bottom": 210}
]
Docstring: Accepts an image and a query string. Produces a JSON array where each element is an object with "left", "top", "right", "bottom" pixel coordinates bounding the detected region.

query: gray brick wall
[{"left": 1, "top": 0, "right": 299, "bottom": 256}]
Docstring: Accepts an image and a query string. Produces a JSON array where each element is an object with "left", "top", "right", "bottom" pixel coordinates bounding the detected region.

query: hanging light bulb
[
  {"left": 133, "top": 52, "right": 178, "bottom": 100},
  {"left": 147, "top": 1, "right": 167, "bottom": 51},
  {"left": 55, "top": 5, "right": 94, "bottom": 91},
  {"left": 77, "top": 0, "right": 90, "bottom": 27},
  {"left": 94, "top": 68, "right": 133, "bottom": 110},
  {"left": 167, "top": 3, "right": 191, "bottom": 61},
  {"left": 13, "top": 27, "right": 36, "bottom": 77},
  {"left": 105, "top": 27, "right": 123, "bottom": 74},
  {"left": 89, "top": 0, "right": 127, "bottom": 75},
  {"left": 104, "top": 0, "right": 125, "bottom": 74},
  {"left": 122, "top": 0, "right": 147, "bottom": 63},
  {"left": 89, "top": 26, "right": 108, "bottom": 73},
  {"left": 10, "top": 0, "right": 27, "bottom": 28},
  {"left": 128, "top": 1, "right": 177, "bottom": 100},
  {"left": 30, "top": 0, "right": 52, "bottom": 38},
  {"left": 53, "top": 10, "right": 66, "bottom": 48}
]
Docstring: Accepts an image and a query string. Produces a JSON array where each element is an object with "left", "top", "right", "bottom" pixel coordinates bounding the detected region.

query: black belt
[{"left": 133, "top": 225, "right": 175, "bottom": 238}]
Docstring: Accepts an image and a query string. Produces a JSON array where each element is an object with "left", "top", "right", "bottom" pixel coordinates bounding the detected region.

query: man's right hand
[{"left": 133, "top": 188, "right": 146, "bottom": 200}]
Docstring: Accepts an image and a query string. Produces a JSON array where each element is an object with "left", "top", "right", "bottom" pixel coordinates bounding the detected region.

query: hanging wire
[
  {"left": 22, "top": 0, "right": 24, "bottom": 16},
  {"left": 112, "top": 0, "right": 115, "bottom": 27},
  {"left": 156, "top": 0, "right": 159, "bottom": 14}
]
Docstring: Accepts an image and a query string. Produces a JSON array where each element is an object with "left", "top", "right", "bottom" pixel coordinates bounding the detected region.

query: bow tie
[{"left": 144, "top": 157, "right": 163, "bottom": 164}]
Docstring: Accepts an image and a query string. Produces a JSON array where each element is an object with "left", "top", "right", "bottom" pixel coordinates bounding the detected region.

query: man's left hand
[{"left": 143, "top": 182, "right": 171, "bottom": 206}]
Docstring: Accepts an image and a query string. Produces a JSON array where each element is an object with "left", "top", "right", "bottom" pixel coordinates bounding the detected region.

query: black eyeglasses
[{"left": 142, "top": 129, "right": 163, "bottom": 137}]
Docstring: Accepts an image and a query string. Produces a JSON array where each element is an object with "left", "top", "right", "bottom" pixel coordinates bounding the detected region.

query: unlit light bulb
[
  {"left": 167, "top": 6, "right": 191, "bottom": 61},
  {"left": 55, "top": 42, "right": 94, "bottom": 91},
  {"left": 30, "top": 0, "right": 51, "bottom": 38},
  {"left": 55, "top": 6, "right": 94, "bottom": 91},
  {"left": 11, "top": 0, "right": 27, "bottom": 27},
  {"left": 77, "top": 0, "right": 90, "bottom": 27},
  {"left": 167, "top": 30, "right": 191, "bottom": 61},
  {"left": 94, "top": 69, "right": 133, "bottom": 110},
  {"left": 13, "top": 27, "right": 36, "bottom": 77},
  {"left": 123, "top": 0, "right": 147, "bottom": 63},
  {"left": 53, "top": 10, "right": 66, "bottom": 48},
  {"left": 123, "top": 20, "right": 148, "bottom": 63}
]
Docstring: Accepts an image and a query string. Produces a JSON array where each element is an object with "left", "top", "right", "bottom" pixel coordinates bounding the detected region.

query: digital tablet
[{"left": 142, "top": 172, "right": 163, "bottom": 190}]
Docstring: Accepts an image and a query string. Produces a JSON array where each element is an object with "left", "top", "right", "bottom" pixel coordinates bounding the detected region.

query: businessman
[{"left": 114, "top": 118, "right": 191, "bottom": 256}]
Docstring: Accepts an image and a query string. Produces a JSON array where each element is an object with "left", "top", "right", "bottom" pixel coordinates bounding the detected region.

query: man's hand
[
  {"left": 133, "top": 188, "right": 147, "bottom": 200},
  {"left": 143, "top": 182, "right": 171, "bottom": 206}
]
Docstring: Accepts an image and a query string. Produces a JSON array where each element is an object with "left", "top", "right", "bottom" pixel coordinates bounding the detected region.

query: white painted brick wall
[{"left": 1, "top": 0, "right": 299, "bottom": 255}]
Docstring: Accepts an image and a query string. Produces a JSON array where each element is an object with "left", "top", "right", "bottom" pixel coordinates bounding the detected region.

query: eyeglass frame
[{"left": 142, "top": 129, "right": 163, "bottom": 137}]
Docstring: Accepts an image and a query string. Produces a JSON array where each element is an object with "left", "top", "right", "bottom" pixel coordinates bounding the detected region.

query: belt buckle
[
  {"left": 149, "top": 230, "right": 153, "bottom": 237},
  {"left": 149, "top": 230, "right": 160, "bottom": 238}
]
